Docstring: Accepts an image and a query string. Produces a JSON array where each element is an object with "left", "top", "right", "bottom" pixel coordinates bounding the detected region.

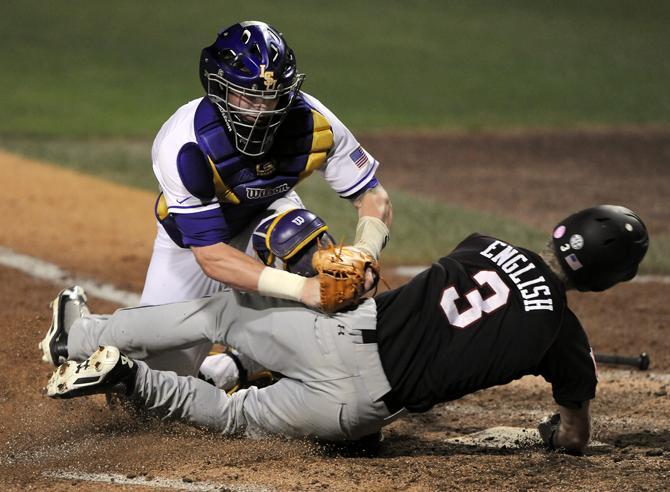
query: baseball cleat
[
  {"left": 38, "top": 285, "right": 89, "bottom": 366},
  {"left": 46, "top": 346, "right": 137, "bottom": 399}
]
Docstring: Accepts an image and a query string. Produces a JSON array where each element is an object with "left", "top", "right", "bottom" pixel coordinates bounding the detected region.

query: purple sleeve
[{"left": 174, "top": 208, "right": 231, "bottom": 247}]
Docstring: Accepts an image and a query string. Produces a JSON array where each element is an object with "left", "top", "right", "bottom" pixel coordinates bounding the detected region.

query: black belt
[
  {"left": 361, "top": 329, "right": 404, "bottom": 414},
  {"left": 380, "top": 388, "right": 404, "bottom": 414},
  {"left": 361, "top": 329, "right": 378, "bottom": 344}
]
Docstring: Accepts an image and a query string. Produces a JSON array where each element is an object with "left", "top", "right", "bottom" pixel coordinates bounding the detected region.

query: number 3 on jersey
[{"left": 440, "top": 270, "right": 510, "bottom": 328}]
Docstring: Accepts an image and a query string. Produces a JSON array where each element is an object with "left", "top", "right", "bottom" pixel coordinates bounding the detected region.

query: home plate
[{"left": 445, "top": 426, "right": 607, "bottom": 449}]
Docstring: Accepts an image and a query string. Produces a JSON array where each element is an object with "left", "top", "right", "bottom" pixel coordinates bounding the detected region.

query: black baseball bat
[{"left": 594, "top": 352, "right": 650, "bottom": 371}]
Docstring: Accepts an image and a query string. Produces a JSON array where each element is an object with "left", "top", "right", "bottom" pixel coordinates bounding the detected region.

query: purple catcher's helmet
[
  {"left": 552, "top": 205, "right": 649, "bottom": 292},
  {"left": 200, "top": 21, "right": 305, "bottom": 157}
]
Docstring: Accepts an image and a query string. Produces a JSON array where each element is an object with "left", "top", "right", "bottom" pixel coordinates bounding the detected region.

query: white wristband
[
  {"left": 354, "top": 216, "right": 390, "bottom": 260},
  {"left": 257, "top": 267, "right": 307, "bottom": 302}
]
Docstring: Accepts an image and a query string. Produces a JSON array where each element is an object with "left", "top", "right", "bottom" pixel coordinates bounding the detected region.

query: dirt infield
[{"left": 0, "top": 130, "right": 669, "bottom": 490}]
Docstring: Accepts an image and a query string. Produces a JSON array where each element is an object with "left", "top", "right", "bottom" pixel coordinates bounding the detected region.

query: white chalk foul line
[
  {"left": 0, "top": 246, "right": 140, "bottom": 306},
  {"left": 42, "top": 471, "right": 269, "bottom": 491},
  {"left": 392, "top": 265, "right": 429, "bottom": 277},
  {"left": 631, "top": 274, "right": 670, "bottom": 284}
]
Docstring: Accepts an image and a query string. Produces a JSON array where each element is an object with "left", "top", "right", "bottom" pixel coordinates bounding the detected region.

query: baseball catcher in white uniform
[{"left": 140, "top": 21, "right": 392, "bottom": 382}]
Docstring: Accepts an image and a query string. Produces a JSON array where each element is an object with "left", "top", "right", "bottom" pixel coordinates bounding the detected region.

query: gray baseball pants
[{"left": 67, "top": 291, "right": 398, "bottom": 440}]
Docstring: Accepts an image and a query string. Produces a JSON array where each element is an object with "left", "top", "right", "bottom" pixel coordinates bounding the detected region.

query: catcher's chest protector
[
  {"left": 193, "top": 96, "right": 333, "bottom": 206},
  {"left": 155, "top": 95, "right": 334, "bottom": 248}
]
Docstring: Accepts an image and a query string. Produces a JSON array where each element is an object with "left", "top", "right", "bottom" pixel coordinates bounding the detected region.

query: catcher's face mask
[{"left": 199, "top": 21, "right": 305, "bottom": 157}]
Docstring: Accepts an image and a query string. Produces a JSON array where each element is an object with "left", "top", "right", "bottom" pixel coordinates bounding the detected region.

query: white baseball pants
[{"left": 67, "top": 294, "right": 397, "bottom": 440}]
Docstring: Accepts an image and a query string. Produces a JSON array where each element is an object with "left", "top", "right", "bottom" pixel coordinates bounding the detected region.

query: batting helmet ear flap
[{"left": 551, "top": 205, "right": 649, "bottom": 292}]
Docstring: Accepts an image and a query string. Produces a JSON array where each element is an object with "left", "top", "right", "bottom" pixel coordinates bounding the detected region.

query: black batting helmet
[{"left": 551, "top": 205, "right": 649, "bottom": 292}]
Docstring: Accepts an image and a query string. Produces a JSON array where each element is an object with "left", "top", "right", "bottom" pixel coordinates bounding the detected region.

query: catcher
[
  {"left": 40, "top": 205, "right": 648, "bottom": 455},
  {"left": 140, "top": 20, "right": 392, "bottom": 384}
]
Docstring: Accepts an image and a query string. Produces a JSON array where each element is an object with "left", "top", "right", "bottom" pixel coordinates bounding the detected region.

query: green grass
[
  {"left": 296, "top": 177, "right": 669, "bottom": 275},
  {"left": 1, "top": 0, "right": 669, "bottom": 136},
  {"left": 2, "top": 2, "right": 667, "bottom": 272},
  {"left": 1, "top": 136, "right": 544, "bottom": 259},
  {"left": 2, "top": 135, "right": 666, "bottom": 274},
  {"left": 0, "top": 133, "right": 547, "bottom": 262},
  {"left": 295, "top": 176, "right": 548, "bottom": 263}
]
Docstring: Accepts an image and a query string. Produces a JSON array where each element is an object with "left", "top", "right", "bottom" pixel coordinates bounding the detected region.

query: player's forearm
[
  {"left": 352, "top": 185, "right": 392, "bottom": 259},
  {"left": 192, "top": 242, "right": 265, "bottom": 292},
  {"left": 191, "top": 243, "right": 318, "bottom": 306},
  {"left": 353, "top": 184, "right": 392, "bottom": 226}
]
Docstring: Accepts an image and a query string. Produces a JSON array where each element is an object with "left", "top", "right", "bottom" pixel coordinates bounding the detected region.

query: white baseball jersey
[{"left": 152, "top": 92, "right": 379, "bottom": 218}]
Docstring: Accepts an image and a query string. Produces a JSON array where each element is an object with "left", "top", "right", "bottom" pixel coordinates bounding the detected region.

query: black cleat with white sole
[
  {"left": 47, "top": 346, "right": 137, "bottom": 399},
  {"left": 38, "top": 285, "right": 89, "bottom": 366}
]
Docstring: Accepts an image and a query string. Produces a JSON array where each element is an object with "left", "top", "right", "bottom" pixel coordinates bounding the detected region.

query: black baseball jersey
[{"left": 374, "top": 233, "right": 597, "bottom": 413}]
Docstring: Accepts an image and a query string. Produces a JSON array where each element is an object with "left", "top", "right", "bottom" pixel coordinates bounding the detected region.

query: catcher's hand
[{"left": 312, "top": 244, "right": 380, "bottom": 313}]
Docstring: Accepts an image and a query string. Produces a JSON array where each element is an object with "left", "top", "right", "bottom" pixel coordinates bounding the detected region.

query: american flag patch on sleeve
[{"left": 349, "top": 146, "right": 369, "bottom": 168}]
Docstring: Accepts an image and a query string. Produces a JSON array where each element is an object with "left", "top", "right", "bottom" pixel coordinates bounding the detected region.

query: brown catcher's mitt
[{"left": 312, "top": 245, "right": 380, "bottom": 313}]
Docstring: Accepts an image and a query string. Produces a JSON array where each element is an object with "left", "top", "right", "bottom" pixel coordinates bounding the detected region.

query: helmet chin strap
[{"left": 234, "top": 118, "right": 275, "bottom": 156}]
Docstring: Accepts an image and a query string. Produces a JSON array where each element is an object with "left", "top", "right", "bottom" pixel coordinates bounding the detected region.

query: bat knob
[{"left": 639, "top": 352, "right": 650, "bottom": 371}]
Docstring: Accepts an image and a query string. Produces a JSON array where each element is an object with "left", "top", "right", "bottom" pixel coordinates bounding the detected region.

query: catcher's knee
[{"left": 252, "top": 209, "right": 334, "bottom": 277}]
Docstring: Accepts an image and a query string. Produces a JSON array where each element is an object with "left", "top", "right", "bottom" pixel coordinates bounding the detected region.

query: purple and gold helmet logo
[{"left": 259, "top": 65, "right": 277, "bottom": 90}]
